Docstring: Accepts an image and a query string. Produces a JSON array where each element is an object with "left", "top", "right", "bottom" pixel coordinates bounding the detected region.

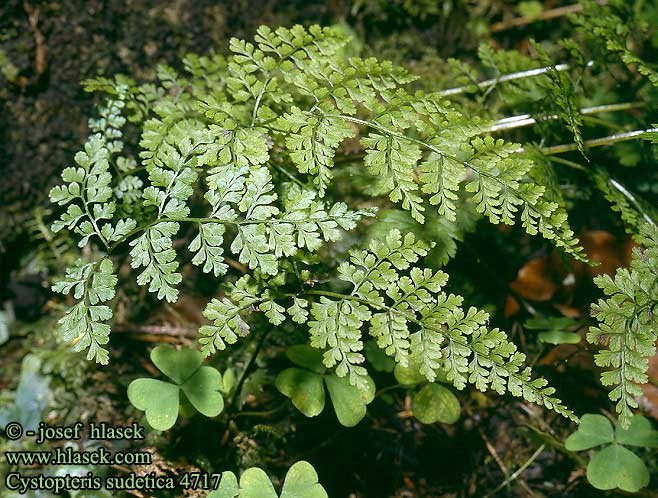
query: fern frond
[
  {"left": 206, "top": 229, "right": 576, "bottom": 420},
  {"left": 51, "top": 258, "right": 117, "bottom": 364},
  {"left": 588, "top": 223, "right": 658, "bottom": 428},
  {"left": 312, "top": 229, "right": 576, "bottom": 419},
  {"left": 51, "top": 23, "right": 589, "bottom": 382},
  {"left": 593, "top": 169, "right": 658, "bottom": 232}
]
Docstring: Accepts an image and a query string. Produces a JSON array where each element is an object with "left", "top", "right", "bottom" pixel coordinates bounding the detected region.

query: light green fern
[
  {"left": 204, "top": 229, "right": 577, "bottom": 420},
  {"left": 49, "top": 24, "right": 589, "bottom": 420},
  {"left": 588, "top": 223, "right": 658, "bottom": 428}
]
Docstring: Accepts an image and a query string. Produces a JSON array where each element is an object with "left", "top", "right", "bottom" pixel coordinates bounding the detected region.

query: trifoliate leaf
[
  {"left": 181, "top": 367, "right": 224, "bottom": 417},
  {"left": 239, "top": 467, "right": 278, "bottom": 498},
  {"left": 586, "top": 445, "right": 649, "bottom": 492},
  {"left": 206, "top": 472, "right": 239, "bottom": 498},
  {"left": 127, "top": 379, "right": 180, "bottom": 431},
  {"left": 615, "top": 414, "right": 658, "bottom": 448},
  {"left": 128, "top": 345, "right": 224, "bottom": 430},
  {"left": 286, "top": 344, "right": 326, "bottom": 374},
  {"left": 275, "top": 368, "right": 325, "bottom": 417},
  {"left": 280, "top": 461, "right": 328, "bottom": 498},
  {"left": 394, "top": 362, "right": 428, "bottom": 386},
  {"left": 565, "top": 414, "right": 615, "bottom": 451},
  {"left": 324, "top": 374, "right": 375, "bottom": 427},
  {"left": 151, "top": 344, "right": 203, "bottom": 384}
]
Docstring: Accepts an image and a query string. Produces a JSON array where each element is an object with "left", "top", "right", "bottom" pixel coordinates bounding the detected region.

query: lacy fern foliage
[
  {"left": 205, "top": 229, "right": 576, "bottom": 419},
  {"left": 589, "top": 223, "right": 658, "bottom": 428},
  {"left": 49, "top": 24, "right": 587, "bottom": 420}
]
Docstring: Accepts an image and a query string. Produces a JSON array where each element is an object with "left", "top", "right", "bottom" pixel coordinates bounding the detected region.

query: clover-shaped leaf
[
  {"left": 128, "top": 344, "right": 224, "bottom": 431},
  {"left": 128, "top": 379, "right": 180, "bottom": 431},
  {"left": 564, "top": 414, "right": 614, "bottom": 451},
  {"left": 182, "top": 366, "right": 225, "bottom": 417},
  {"left": 206, "top": 472, "right": 238, "bottom": 498},
  {"left": 587, "top": 445, "right": 649, "bottom": 492},
  {"left": 615, "top": 413, "right": 658, "bottom": 448},
  {"left": 325, "top": 374, "right": 375, "bottom": 427},
  {"left": 394, "top": 362, "right": 427, "bottom": 386},
  {"left": 279, "top": 461, "right": 327, "bottom": 498},
  {"left": 285, "top": 344, "right": 326, "bottom": 374},
  {"left": 394, "top": 359, "right": 448, "bottom": 386},
  {"left": 364, "top": 340, "right": 395, "bottom": 373},
  {"left": 239, "top": 467, "right": 277, "bottom": 498},
  {"left": 275, "top": 368, "right": 325, "bottom": 417},
  {"left": 565, "top": 414, "right": 658, "bottom": 492},
  {"left": 393, "top": 360, "right": 459, "bottom": 424},
  {"left": 151, "top": 344, "right": 205, "bottom": 384},
  {"left": 207, "top": 461, "right": 326, "bottom": 498},
  {"left": 411, "top": 384, "right": 460, "bottom": 424},
  {"left": 275, "top": 345, "right": 375, "bottom": 427}
]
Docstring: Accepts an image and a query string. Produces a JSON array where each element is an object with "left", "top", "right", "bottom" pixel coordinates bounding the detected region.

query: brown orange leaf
[{"left": 509, "top": 257, "right": 558, "bottom": 302}]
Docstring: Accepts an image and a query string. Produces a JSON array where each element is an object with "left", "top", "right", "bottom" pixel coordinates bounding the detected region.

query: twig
[
  {"left": 439, "top": 62, "right": 584, "bottom": 97},
  {"left": 128, "top": 334, "right": 182, "bottom": 344},
  {"left": 375, "top": 384, "right": 405, "bottom": 397},
  {"left": 480, "top": 427, "right": 537, "bottom": 496},
  {"left": 225, "top": 256, "right": 249, "bottom": 274},
  {"left": 538, "top": 128, "right": 658, "bottom": 155},
  {"left": 484, "top": 444, "right": 546, "bottom": 498},
  {"left": 230, "top": 402, "right": 288, "bottom": 419},
  {"left": 479, "top": 428, "right": 509, "bottom": 478},
  {"left": 484, "top": 101, "right": 642, "bottom": 133},
  {"left": 23, "top": 0, "right": 48, "bottom": 77},
  {"left": 491, "top": 1, "right": 608, "bottom": 33},
  {"left": 229, "top": 329, "right": 270, "bottom": 407}
]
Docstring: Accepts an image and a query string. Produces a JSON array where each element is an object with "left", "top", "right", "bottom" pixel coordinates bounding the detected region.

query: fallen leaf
[
  {"left": 553, "top": 303, "right": 581, "bottom": 318},
  {"left": 504, "top": 295, "right": 521, "bottom": 318},
  {"left": 510, "top": 257, "right": 558, "bottom": 301},
  {"left": 579, "top": 230, "right": 631, "bottom": 277}
]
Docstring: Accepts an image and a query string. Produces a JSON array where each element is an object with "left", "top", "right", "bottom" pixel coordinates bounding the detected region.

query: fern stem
[
  {"left": 490, "top": 1, "right": 608, "bottom": 33},
  {"left": 539, "top": 127, "right": 658, "bottom": 155},
  {"left": 110, "top": 213, "right": 365, "bottom": 251},
  {"left": 229, "top": 327, "right": 271, "bottom": 408},
  {"left": 439, "top": 62, "right": 590, "bottom": 97},
  {"left": 327, "top": 112, "right": 558, "bottom": 234},
  {"left": 608, "top": 178, "right": 657, "bottom": 226},
  {"left": 545, "top": 155, "right": 587, "bottom": 171},
  {"left": 82, "top": 200, "right": 109, "bottom": 249},
  {"left": 547, "top": 157, "right": 657, "bottom": 226},
  {"left": 486, "top": 101, "right": 642, "bottom": 133}
]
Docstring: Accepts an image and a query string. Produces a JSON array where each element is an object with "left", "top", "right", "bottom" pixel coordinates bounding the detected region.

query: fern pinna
[
  {"left": 588, "top": 223, "right": 658, "bottom": 428},
  {"left": 50, "top": 25, "right": 587, "bottom": 421}
]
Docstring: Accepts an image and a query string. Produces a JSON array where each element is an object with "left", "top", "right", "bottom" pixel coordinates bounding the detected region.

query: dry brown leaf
[
  {"left": 509, "top": 257, "right": 558, "bottom": 302},
  {"left": 504, "top": 295, "right": 521, "bottom": 318},
  {"left": 578, "top": 230, "right": 631, "bottom": 277},
  {"left": 538, "top": 344, "right": 595, "bottom": 372},
  {"left": 553, "top": 303, "right": 581, "bottom": 318}
]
